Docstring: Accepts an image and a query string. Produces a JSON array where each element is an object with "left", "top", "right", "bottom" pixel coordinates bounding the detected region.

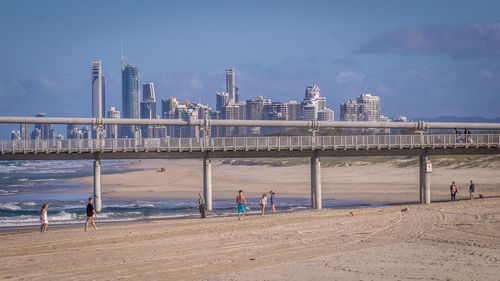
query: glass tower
[{"left": 121, "top": 60, "right": 139, "bottom": 137}]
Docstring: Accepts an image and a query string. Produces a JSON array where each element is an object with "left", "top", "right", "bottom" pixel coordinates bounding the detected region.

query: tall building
[
  {"left": 286, "top": 101, "right": 300, "bottom": 120},
  {"left": 340, "top": 93, "right": 381, "bottom": 122},
  {"left": 161, "top": 97, "right": 178, "bottom": 119},
  {"left": 67, "top": 124, "right": 77, "bottom": 139},
  {"left": 92, "top": 60, "right": 103, "bottom": 119},
  {"left": 317, "top": 109, "right": 334, "bottom": 122},
  {"left": 226, "top": 68, "right": 236, "bottom": 102},
  {"left": 107, "top": 107, "right": 121, "bottom": 138},
  {"left": 140, "top": 83, "right": 157, "bottom": 138},
  {"left": 302, "top": 103, "right": 318, "bottom": 121},
  {"left": 34, "top": 113, "right": 51, "bottom": 139},
  {"left": 300, "top": 84, "right": 334, "bottom": 121},
  {"left": 340, "top": 99, "right": 360, "bottom": 121},
  {"left": 121, "top": 59, "right": 140, "bottom": 137},
  {"left": 358, "top": 94, "right": 381, "bottom": 122},
  {"left": 20, "top": 124, "right": 29, "bottom": 140},
  {"left": 216, "top": 91, "right": 229, "bottom": 112},
  {"left": 246, "top": 96, "right": 270, "bottom": 135}
]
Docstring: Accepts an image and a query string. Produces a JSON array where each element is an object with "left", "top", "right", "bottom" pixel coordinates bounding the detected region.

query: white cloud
[{"left": 335, "top": 71, "right": 366, "bottom": 84}]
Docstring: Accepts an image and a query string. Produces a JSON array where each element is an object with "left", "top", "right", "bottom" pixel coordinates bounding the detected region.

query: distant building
[
  {"left": 392, "top": 115, "right": 408, "bottom": 122},
  {"left": 340, "top": 93, "right": 381, "bottom": 122},
  {"left": 33, "top": 113, "right": 51, "bottom": 139},
  {"left": 121, "top": 59, "right": 140, "bottom": 137},
  {"left": 91, "top": 60, "right": 104, "bottom": 119},
  {"left": 302, "top": 103, "right": 318, "bottom": 121},
  {"left": 226, "top": 68, "right": 236, "bottom": 103},
  {"left": 246, "top": 96, "right": 271, "bottom": 135},
  {"left": 317, "top": 109, "right": 334, "bottom": 122},
  {"left": 161, "top": 97, "right": 178, "bottom": 119},
  {"left": 107, "top": 107, "right": 121, "bottom": 139},
  {"left": 301, "top": 85, "right": 334, "bottom": 121},
  {"left": 358, "top": 94, "right": 380, "bottom": 122},
  {"left": 286, "top": 101, "right": 300, "bottom": 121},
  {"left": 140, "top": 83, "right": 157, "bottom": 138},
  {"left": 216, "top": 92, "right": 229, "bottom": 112},
  {"left": 20, "top": 124, "right": 29, "bottom": 140}
]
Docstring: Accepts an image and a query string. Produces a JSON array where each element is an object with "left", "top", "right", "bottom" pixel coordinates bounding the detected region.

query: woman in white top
[
  {"left": 40, "top": 204, "right": 49, "bottom": 233},
  {"left": 259, "top": 193, "right": 267, "bottom": 215}
]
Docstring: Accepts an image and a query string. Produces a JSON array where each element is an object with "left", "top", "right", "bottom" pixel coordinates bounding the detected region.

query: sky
[{"left": 0, "top": 0, "right": 499, "bottom": 137}]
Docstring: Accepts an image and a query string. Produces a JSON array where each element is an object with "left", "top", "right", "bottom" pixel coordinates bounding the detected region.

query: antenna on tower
[{"left": 120, "top": 40, "right": 124, "bottom": 61}]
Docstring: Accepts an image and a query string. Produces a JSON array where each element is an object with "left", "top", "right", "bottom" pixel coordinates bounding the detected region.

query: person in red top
[{"left": 450, "top": 181, "right": 458, "bottom": 201}]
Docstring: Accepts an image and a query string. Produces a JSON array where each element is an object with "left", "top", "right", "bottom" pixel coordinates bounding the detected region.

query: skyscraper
[
  {"left": 121, "top": 59, "right": 140, "bottom": 137},
  {"left": 34, "top": 113, "right": 51, "bottom": 139},
  {"left": 216, "top": 91, "right": 229, "bottom": 112},
  {"left": 140, "top": 83, "right": 157, "bottom": 138},
  {"left": 226, "top": 68, "right": 236, "bottom": 102},
  {"left": 107, "top": 107, "right": 121, "bottom": 138},
  {"left": 92, "top": 60, "right": 103, "bottom": 119}
]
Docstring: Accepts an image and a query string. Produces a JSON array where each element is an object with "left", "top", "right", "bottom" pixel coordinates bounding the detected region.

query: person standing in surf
[
  {"left": 269, "top": 191, "right": 277, "bottom": 215},
  {"left": 236, "top": 190, "right": 247, "bottom": 221},
  {"left": 40, "top": 204, "right": 49, "bottom": 233}
]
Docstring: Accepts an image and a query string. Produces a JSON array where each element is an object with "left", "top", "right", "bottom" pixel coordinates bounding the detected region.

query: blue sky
[{"left": 0, "top": 0, "right": 499, "bottom": 136}]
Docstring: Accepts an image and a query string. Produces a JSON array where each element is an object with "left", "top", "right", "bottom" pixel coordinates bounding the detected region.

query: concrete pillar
[
  {"left": 419, "top": 155, "right": 425, "bottom": 204},
  {"left": 419, "top": 155, "right": 431, "bottom": 204},
  {"left": 93, "top": 159, "right": 102, "bottom": 212},
  {"left": 311, "top": 156, "right": 322, "bottom": 209},
  {"left": 203, "top": 157, "right": 212, "bottom": 210}
]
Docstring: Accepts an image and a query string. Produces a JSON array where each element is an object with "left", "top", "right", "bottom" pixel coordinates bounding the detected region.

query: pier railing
[{"left": 1, "top": 134, "right": 499, "bottom": 154}]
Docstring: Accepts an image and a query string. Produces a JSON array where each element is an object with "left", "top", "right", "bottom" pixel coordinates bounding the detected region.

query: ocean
[{"left": 0, "top": 160, "right": 384, "bottom": 228}]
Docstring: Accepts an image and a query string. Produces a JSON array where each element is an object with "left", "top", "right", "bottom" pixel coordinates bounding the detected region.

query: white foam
[{"left": 0, "top": 202, "right": 21, "bottom": 211}]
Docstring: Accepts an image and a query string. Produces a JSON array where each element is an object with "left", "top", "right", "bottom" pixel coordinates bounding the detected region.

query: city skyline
[{"left": 1, "top": 1, "right": 500, "bottom": 138}]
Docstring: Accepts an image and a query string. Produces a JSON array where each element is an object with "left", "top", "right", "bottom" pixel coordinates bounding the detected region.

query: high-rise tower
[
  {"left": 91, "top": 60, "right": 103, "bottom": 119},
  {"left": 226, "top": 68, "right": 236, "bottom": 103},
  {"left": 121, "top": 58, "right": 140, "bottom": 137}
]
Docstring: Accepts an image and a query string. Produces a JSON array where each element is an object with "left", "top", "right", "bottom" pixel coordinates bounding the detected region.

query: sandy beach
[
  {"left": 0, "top": 159, "right": 498, "bottom": 280},
  {"left": 70, "top": 159, "right": 500, "bottom": 203},
  {"left": 0, "top": 197, "right": 498, "bottom": 280}
]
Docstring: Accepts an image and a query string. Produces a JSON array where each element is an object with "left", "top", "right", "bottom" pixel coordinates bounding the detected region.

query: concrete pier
[
  {"left": 419, "top": 155, "right": 431, "bottom": 204},
  {"left": 203, "top": 157, "right": 212, "bottom": 210},
  {"left": 93, "top": 159, "right": 102, "bottom": 211},
  {"left": 311, "top": 156, "right": 322, "bottom": 209}
]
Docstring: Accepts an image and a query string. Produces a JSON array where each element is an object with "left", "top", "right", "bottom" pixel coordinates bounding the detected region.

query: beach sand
[
  {"left": 1, "top": 159, "right": 499, "bottom": 280},
  {"left": 0, "top": 197, "right": 498, "bottom": 280},
  {"left": 70, "top": 159, "right": 500, "bottom": 203}
]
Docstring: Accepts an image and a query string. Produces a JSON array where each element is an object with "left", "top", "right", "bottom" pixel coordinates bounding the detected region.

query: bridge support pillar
[
  {"left": 419, "top": 155, "right": 431, "bottom": 204},
  {"left": 203, "top": 156, "right": 212, "bottom": 210},
  {"left": 94, "top": 159, "right": 102, "bottom": 212},
  {"left": 311, "top": 156, "right": 322, "bottom": 209}
]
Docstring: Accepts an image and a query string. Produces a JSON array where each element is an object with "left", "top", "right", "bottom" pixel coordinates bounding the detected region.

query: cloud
[
  {"left": 356, "top": 22, "right": 500, "bottom": 59},
  {"left": 335, "top": 71, "right": 365, "bottom": 84}
]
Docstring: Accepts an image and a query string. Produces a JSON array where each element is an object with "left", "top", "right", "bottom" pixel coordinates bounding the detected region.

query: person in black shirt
[{"left": 84, "top": 197, "right": 98, "bottom": 231}]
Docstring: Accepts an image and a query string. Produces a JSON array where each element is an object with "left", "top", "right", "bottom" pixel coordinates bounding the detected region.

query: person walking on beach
[
  {"left": 469, "top": 180, "right": 475, "bottom": 200},
  {"left": 84, "top": 198, "right": 98, "bottom": 231},
  {"left": 40, "top": 204, "right": 49, "bottom": 233},
  {"left": 450, "top": 181, "right": 458, "bottom": 201},
  {"left": 259, "top": 193, "right": 267, "bottom": 215},
  {"left": 236, "top": 190, "right": 247, "bottom": 221},
  {"left": 198, "top": 193, "right": 206, "bottom": 219},
  {"left": 269, "top": 191, "right": 277, "bottom": 215}
]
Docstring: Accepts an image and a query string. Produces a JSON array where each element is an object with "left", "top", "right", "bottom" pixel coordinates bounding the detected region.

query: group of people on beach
[
  {"left": 197, "top": 190, "right": 277, "bottom": 220},
  {"left": 40, "top": 197, "right": 98, "bottom": 233},
  {"left": 450, "top": 180, "right": 476, "bottom": 201}
]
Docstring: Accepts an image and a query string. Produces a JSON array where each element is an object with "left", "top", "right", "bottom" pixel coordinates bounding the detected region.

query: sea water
[{"left": 0, "top": 160, "right": 384, "bottom": 228}]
